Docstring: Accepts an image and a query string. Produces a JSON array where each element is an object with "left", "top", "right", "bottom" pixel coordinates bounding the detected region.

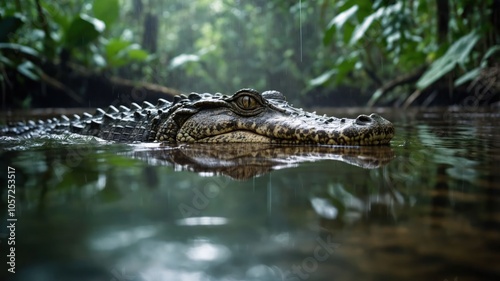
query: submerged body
[{"left": 1, "top": 89, "right": 394, "bottom": 145}]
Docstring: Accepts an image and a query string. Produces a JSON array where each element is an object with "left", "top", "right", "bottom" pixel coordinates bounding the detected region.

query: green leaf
[
  {"left": 0, "top": 15, "right": 24, "bottom": 42},
  {"left": 481, "top": 45, "right": 500, "bottom": 67},
  {"left": 127, "top": 48, "right": 149, "bottom": 61},
  {"left": 454, "top": 67, "right": 481, "bottom": 87},
  {"left": 0, "top": 43, "right": 39, "bottom": 56},
  {"left": 483, "top": 45, "right": 500, "bottom": 60},
  {"left": 416, "top": 56, "right": 456, "bottom": 89},
  {"left": 330, "top": 5, "right": 358, "bottom": 29},
  {"left": 0, "top": 54, "right": 13, "bottom": 66},
  {"left": 367, "top": 88, "right": 383, "bottom": 107},
  {"left": 309, "top": 69, "right": 337, "bottom": 86},
  {"left": 334, "top": 53, "right": 358, "bottom": 83},
  {"left": 324, "top": 5, "right": 358, "bottom": 45},
  {"left": 450, "top": 32, "right": 480, "bottom": 67},
  {"left": 342, "top": 24, "right": 355, "bottom": 45},
  {"left": 416, "top": 31, "right": 480, "bottom": 90},
  {"left": 169, "top": 54, "right": 200, "bottom": 69},
  {"left": 41, "top": 2, "right": 70, "bottom": 30},
  {"left": 105, "top": 38, "right": 131, "bottom": 58},
  {"left": 92, "top": 0, "right": 119, "bottom": 28},
  {"left": 17, "top": 61, "right": 40, "bottom": 81},
  {"left": 350, "top": 13, "right": 375, "bottom": 45},
  {"left": 105, "top": 39, "right": 149, "bottom": 67},
  {"left": 64, "top": 14, "right": 104, "bottom": 48}
]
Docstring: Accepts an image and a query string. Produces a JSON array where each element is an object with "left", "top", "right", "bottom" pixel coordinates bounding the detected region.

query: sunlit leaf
[
  {"left": 350, "top": 13, "right": 375, "bottom": 45},
  {"left": 127, "top": 49, "right": 149, "bottom": 61},
  {"left": 0, "top": 43, "right": 39, "bottom": 56},
  {"left": 328, "top": 5, "right": 358, "bottom": 29},
  {"left": 64, "top": 14, "right": 104, "bottom": 48},
  {"left": 416, "top": 56, "right": 456, "bottom": 89},
  {"left": 309, "top": 69, "right": 337, "bottom": 86},
  {"left": 448, "top": 32, "right": 480, "bottom": 67},
  {"left": 105, "top": 39, "right": 149, "bottom": 67},
  {"left": 17, "top": 61, "right": 40, "bottom": 81},
  {"left": 416, "top": 31, "right": 480, "bottom": 90},
  {"left": 93, "top": 53, "right": 106, "bottom": 67},
  {"left": 92, "top": 0, "right": 119, "bottom": 28},
  {"left": 105, "top": 38, "right": 131, "bottom": 58},
  {"left": 169, "top": 54, "right": 200, "bottom": 69},
  {"left": 324, "top": 5, "right": 358, "bottom": 45}
]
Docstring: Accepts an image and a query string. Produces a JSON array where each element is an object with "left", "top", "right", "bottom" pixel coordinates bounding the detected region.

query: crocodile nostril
[{"left": 355, "top": 115, "right": 372, "bottom": 125}]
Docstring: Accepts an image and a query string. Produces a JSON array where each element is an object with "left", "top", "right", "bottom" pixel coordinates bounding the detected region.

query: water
[{"left": 0, "top": 108, "right": 499, "bottom": 281}]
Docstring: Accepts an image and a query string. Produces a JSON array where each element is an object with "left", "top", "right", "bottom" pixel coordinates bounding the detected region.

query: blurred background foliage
[{"left": 0, "top": 0, "right": 499, "bottom": 108}]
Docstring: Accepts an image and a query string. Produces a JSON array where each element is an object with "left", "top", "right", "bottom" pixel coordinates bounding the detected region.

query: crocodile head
[{"left": 154, "top": 89, "right": 394, "bottom": 145}]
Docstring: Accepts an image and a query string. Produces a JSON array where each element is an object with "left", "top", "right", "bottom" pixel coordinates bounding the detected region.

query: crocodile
[{"left": 1, "top": 89, "right": 395, "bottom": 145}]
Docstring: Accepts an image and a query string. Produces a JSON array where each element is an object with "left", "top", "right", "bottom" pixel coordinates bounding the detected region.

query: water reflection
[
  {"left": 186, "top": 239, "right": 230, "bottom": 261},
  {"left": 114, "top": 239, "right": 231, "bottom": 281},
  {"left": 176, "top": 216, "right": 229, "bottom": 226},
  {"left": 130, "top": 143, "right": 395, "bottom": 179},
  {"left": 90, "top": 225, "right": 159, "bottom": 251}
]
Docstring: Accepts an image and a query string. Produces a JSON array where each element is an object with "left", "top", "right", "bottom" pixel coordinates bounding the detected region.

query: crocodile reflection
[{"left": 129, "top": 143, "right": 395, "bottom": 180}]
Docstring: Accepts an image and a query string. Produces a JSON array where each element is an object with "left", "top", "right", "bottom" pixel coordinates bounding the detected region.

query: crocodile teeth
[
  {"left": 95, "top": 108, "right": 106, "bottom": 117},
  {"left": 156, "top": 98, "right": 170, "bottom": 108},
  {"left": 131, "top": 103, "right": 142, "bottom": 110},
  {"left": 142, "top": 101, "right": 155, "bottom": 108},
  {"left": 82, "top": 112, "right": 93, "bottom": 119},
  {"left": 107, "top": 105, "right": 119, "bottom": 113}
]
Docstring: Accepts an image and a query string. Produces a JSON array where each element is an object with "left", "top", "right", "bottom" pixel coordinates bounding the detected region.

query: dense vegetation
[{"left": 0, "top": 0, "right": 499, "bottom": 108}]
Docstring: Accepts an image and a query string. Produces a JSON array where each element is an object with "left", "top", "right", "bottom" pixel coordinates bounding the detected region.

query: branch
[
  {"left": 38, "top": 72, "right": 84, "bottom": 104},
  {"left": 377, "top": 65, "right": 427, "bottom": 97}
]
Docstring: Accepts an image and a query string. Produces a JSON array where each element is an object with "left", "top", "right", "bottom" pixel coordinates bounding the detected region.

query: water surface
[{"left": 0, "top": 108, "right": 499, "bottom": 281}]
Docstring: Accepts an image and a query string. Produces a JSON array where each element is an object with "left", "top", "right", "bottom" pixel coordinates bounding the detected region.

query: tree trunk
[
  {"left": 133, "top": 0, "right": 143, "bottom": 19},
  {"left": 436, "top": 0, "right": 450, "bottom": 43},
  {"left": 491, "top": 0, "right": 500, "bottom": 44},
  {"left": 142, "top": 13, "right": 159, "bottom": 53}
]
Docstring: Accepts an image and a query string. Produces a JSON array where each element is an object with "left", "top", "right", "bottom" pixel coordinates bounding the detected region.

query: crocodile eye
[{"left": 236, "top": 95, "right": 259, "bottom": 110}]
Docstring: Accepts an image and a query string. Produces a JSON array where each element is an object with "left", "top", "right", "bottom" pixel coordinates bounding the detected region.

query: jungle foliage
[
  {"left": 318, "top": 0, "right": 500, "bottom": 106},
  {"left": 0, "top": 0, "right": 499, "bottom": 108}
]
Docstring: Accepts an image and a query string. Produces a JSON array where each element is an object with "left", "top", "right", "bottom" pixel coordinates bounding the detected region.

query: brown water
[{"left": 0, "top": 108, "right": 499, "bottom": 281}]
